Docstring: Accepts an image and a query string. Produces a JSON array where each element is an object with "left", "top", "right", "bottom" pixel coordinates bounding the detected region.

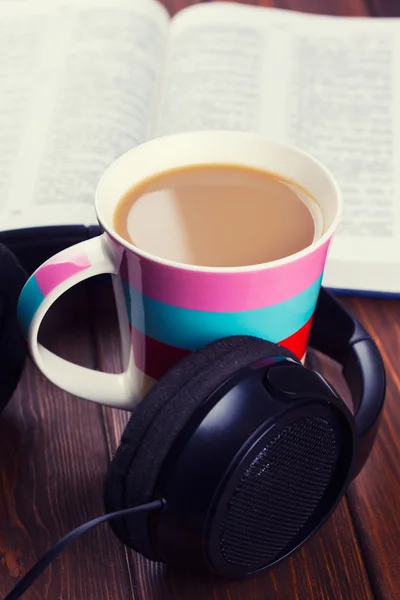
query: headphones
[{"left": 1, "top": 244, "right": 385, "bottom": 598}]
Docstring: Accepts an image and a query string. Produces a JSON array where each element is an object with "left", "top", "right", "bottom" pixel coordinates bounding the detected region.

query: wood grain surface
[
  {"left": 1, "top": 1, "right": 399, "bottom": 599},
  {"left": 0, "top": 285, "right": 134, "bottom": 599}
]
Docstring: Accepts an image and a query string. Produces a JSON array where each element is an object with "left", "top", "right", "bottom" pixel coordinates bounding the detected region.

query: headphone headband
[{"left": 310, "top": 288, "right": 385, "bottom": 477}]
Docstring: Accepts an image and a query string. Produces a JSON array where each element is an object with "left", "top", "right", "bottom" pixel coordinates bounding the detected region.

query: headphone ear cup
[
  {"left": 0, "top": 244, "right": 27, "bottom": 414},
  {"left": 104, "top": 335, "right": 298, "bottom": 560}
]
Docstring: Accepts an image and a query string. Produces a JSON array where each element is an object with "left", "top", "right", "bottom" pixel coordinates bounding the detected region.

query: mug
[{"left": 17, "top": 131, "right": 342, "bottom": 410}]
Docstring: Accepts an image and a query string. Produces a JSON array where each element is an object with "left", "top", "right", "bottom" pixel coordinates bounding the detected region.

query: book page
[
  {"left": 155, "top": 3, "right": 268, "bottom": 136},
  {"left": 0, "top": 4, "right": 49, "bottom": 219},
  {"left": 157, "top": 3, "right": 400, "bottom": 291},
  {"left": 0, "top": 0, "right": 169, "bottom": 232},
  {"left": 277, "top": 13, "right": 400, "bottom": 292}
]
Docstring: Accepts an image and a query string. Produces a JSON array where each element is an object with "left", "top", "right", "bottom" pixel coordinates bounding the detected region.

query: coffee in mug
[{"left": 113, "top": 164, "right": 323, "bottom": 268}]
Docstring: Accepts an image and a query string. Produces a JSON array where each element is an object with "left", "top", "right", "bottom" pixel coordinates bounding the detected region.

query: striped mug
[{"left": 17, "top": 131, "right": 341, "bottom": 410}]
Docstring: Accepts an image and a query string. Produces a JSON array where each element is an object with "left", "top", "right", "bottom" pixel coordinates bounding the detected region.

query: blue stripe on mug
[
  {"left": 17, "top": 276, "right": 45, "bottom": 337},
  {"left": 122, "top": 274, "right": 322, "bottom": 351}
]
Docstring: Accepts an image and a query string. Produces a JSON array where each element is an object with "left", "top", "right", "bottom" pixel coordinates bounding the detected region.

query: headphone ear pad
[
  {"left": 104, "top": 335, "right": 253, "bottom": 552},
  {"left": 104, "top": 335, "right": 298, "bottom": 560}
]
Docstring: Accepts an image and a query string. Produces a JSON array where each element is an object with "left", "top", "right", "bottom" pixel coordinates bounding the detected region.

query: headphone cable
[{"left": 3, "top": 500, "right": 164, "bottom": 600}]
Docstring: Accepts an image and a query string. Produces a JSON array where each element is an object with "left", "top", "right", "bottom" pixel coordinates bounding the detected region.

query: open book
[{"left": 1, "top": 0, "right": 399, "bottom": 294}]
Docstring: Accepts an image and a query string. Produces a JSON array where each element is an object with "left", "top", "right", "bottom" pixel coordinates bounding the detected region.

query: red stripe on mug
[
  {"left": 130, "top": 326, "right": 191, "bottom": 381},
  {"left": 278, "top": 314, "right": 314, "bottom": 358},
  {"left": 130, "top": 314, "right": 314, "bottom": 381}
]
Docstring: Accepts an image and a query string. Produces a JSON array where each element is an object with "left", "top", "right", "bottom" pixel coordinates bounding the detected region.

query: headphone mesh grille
[{"left": 219, "top": 416, "right": 338, "bottom": 568}]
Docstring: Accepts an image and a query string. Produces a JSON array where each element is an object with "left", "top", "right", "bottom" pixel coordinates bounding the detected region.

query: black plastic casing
[
  {"left": 150, "top": 356, "right": 356, "bottom": 577},
  {"left": 309, "top": 288, "right": 386, "bottom": 478}
]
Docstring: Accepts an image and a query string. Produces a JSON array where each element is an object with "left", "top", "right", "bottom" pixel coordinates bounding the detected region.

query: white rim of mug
[{"left": 95, "top": 131, "right": 343, "bottom": 274}]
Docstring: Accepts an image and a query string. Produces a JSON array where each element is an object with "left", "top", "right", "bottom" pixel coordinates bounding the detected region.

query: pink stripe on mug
[
  {"left": 35, "top": 253, "right": 91, "bottom": 297},
  {"left": 118, "top": 238, "right": 331, "bottom": 312}
]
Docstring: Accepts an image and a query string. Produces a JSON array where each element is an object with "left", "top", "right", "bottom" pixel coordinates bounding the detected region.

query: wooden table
[{"left": 1, "top": 1, "right": 399, "bottom": 598}]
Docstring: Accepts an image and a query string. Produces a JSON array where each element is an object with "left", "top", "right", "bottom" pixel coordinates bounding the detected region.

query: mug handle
[{"left": 17, "top": 234, "right": 134, "bottom": 409}]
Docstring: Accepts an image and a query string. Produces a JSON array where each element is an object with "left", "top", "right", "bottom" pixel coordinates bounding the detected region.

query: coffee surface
[{"left": 113, "top": 164, "right": 318, "bottom": 267}]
